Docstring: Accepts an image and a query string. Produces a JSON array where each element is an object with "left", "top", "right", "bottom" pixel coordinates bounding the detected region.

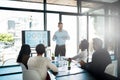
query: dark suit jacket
[{"left": 82, "top": 48, "right": 112, "bottom": 76}]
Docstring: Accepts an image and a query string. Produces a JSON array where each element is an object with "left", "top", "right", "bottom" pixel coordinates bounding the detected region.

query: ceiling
[{"left": 12, "top": 0, "right": 118, "bottom": 8}]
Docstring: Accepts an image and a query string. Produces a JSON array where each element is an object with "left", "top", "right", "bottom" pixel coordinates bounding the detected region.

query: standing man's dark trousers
[{"left": 55, "top": 45, "right": 66, "bottom": 56}]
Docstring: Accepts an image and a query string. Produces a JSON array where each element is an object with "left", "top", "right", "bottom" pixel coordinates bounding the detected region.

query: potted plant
[{"left": 0, "top": 33, "right": 14, "bottom": 48}]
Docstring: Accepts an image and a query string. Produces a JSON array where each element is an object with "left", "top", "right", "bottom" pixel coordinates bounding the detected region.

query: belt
[{"left": 56, "top": 44, "right": 65, "bottom": 46}]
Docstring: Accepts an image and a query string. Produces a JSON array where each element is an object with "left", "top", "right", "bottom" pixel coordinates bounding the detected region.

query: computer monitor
[{"left": 22, "top": 30, "right": 50, "bottom": 48}]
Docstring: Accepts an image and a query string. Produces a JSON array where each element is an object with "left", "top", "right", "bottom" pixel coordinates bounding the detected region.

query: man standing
[{"left": 53, "top": 22, "right": 70, "bottom": 56}]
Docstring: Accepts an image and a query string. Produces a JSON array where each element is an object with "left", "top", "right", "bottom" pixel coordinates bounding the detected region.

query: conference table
[
  {"left": 49, "top": 57, "right": 118, "bottom": 80},
  {"left": 49, "top": 58, "right": 97, "bottom": 80}
]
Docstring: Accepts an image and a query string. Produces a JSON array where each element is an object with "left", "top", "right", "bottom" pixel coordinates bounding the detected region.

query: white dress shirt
[
  {"left": 53, "top": 29, "right": 70, "bottom": 46},
  {"left": 72, "top": 50, "right": 87, "bottom": 62}
]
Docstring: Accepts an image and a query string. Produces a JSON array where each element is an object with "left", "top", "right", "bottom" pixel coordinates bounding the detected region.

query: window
[
  {"left": 47, "top": 13, "right": 59, "bottom": 58},
  {"left": 0, "top": 1, "right": 43, "bottom": 10},
  {"left": 62, "top": 15, "right": 77, "bottom": 57},
  {"left": 88, "top": 16, "right": 105, "bottom": 60},
  {"left": 0, "top": 10, "right": 43, "bottom": 66},
  {"left": 79, "top": 16, "right": 87, "bottom": 41}
]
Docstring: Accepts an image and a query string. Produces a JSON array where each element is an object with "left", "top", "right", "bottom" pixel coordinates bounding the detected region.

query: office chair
[{"left": 105, "top": 60, "right": 117, "bottom": 77}]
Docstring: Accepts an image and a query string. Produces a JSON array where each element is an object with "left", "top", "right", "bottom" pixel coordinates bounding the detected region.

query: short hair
[
  {"left": 80, "top": 39, "right": 89, "bottom": 50},
  {"left": 58, "top": 22, "right": 63, "bottom": 25},
  {"left": 36, "top": 44, "right": 45, "bottom": 55},
  {"left": 93, "top": 38, "right": 103, "bottom": 48}
]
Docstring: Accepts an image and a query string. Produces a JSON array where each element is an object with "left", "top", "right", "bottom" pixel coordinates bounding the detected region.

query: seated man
[
  {"left": 28, "top": 44, "right": 58, "bottom": 80},
  {"left": 80, "top": 38, "right": 112, "bottom": 77}
]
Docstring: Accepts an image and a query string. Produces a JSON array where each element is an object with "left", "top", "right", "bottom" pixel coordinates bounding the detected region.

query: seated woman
[
  {"left": 69, "top": 39, "right": 89, "bottom": 63},
  {"left": 17, "top": 44, "right": 31, "bottom": 69},
  {"left": 27, "top": 44, "right": 58, "bottom": 80}
]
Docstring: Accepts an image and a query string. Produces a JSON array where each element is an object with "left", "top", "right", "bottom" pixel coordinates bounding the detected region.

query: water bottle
[
  {"left": 58, "top": 54, "right": 61, "bottom": 67},
  {"left": 58, "top": 54, "right": 61, "bottom": 61},
  {"left": 68, "top": 58, "right": 71, "bottom": 70},
  {"left": 51, "top": 53, "right": 55, "bottom": 60}
]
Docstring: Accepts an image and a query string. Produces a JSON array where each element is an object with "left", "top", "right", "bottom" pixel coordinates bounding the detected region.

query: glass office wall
[
  {"left": 79, "top": 15, "right": 106, "bottom": 61},
  {"left": 0, "top": 1, "right": 79, "bottom": 67},
  {"left": 79, "top": 16, "right": 87, "bottom": 41},
  {"left": 0, "top": 10, "right": 43, "bottom": 66},
  {"left": 88, "top": 16, "right": 105, "bottom": 59},
  {"left": 62, "top": 15, "right": 77, "bottom": 57},
  {"left": 47, "top": 14, "right": 77, "bottom": 58},
  {"left": 0, "top": 1, "right": 43, "bottom": 10},
  {"left": 88, "top": 8, "right": 105, "bottom": 54},
  {"left": 47, "top": 13, "right": 59, "bottom": 57}
]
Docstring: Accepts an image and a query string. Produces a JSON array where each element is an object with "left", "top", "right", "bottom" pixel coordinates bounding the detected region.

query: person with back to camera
[
  {"left": 69, "top": 39, "right": 89, "bottom": 63},
  {"left": 17, "top": 44, "right": 31, "bottom": 69},
  {"left": 53, "top": 22, "right": 70, "bottom": 57},
  {"left": 27, "top": 44, "right": 58, "bottom": 80},
  {"left": 80, "top": 38, "right": 112, "bottom": 78}
]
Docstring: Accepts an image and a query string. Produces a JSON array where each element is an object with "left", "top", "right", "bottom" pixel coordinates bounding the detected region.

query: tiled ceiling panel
[
  {"left": 47, "top": 0, "right": 77, "bottom": 6},
  {"left": 91, "top": 0, "right": 118, "bottom": 3},
  {"left": 13, "top": 0, "right": 118, "bottom": 8}
]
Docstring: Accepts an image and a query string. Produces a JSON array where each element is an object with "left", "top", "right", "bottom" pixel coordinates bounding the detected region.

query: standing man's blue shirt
[{"left": 53, "top": 29, "right": 70, "bottom": 46}]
